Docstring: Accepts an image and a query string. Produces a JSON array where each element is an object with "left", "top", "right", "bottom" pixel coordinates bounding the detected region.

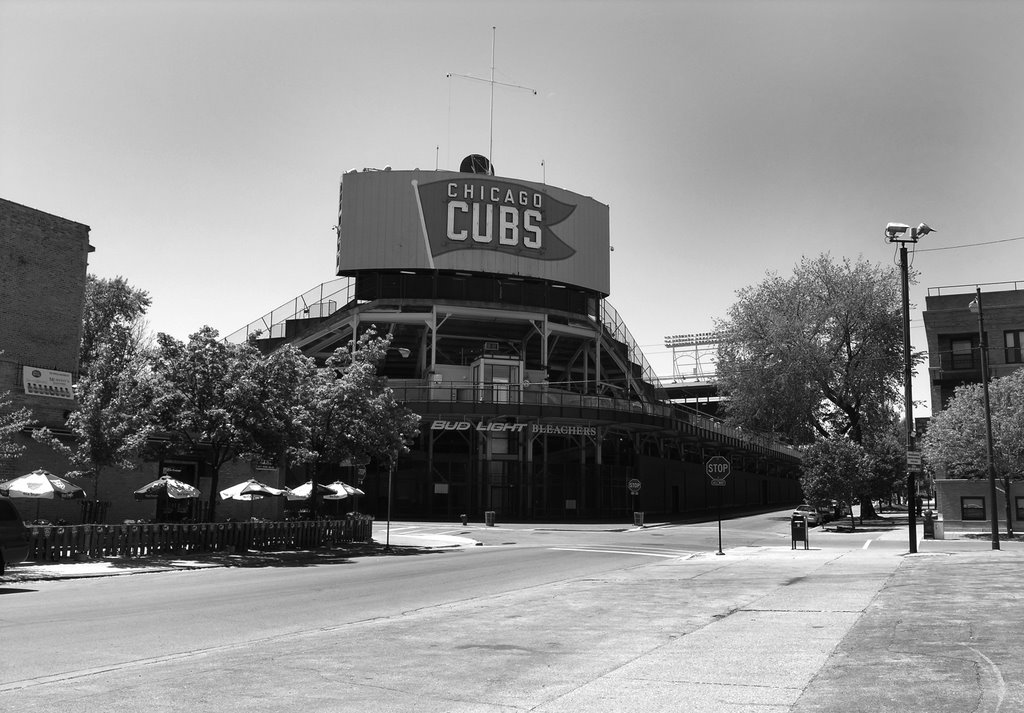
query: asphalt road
[{"left": 3, "top": 509, "right": 996, "bottom": 712}]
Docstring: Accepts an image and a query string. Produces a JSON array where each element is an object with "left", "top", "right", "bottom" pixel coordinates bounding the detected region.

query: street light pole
[
  {"left": 969, "top": 288, "right": 1001, "bottom": 550},
  {"left": 885, "top": 222, "right": 934, "bottom": 554},
  {"left": 384, "top": 458, "right": 394, "bottom": 553}
]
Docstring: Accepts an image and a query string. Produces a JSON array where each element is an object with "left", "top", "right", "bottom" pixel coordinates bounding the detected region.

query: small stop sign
[{"left": 705, "top": 456, "right": 731, "bottom": 479}]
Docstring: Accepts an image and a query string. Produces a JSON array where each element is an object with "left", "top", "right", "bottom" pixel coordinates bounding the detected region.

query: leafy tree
[
  {"left": 715, "top": 254, "right": 906, "bottom": 446},
  {"left": 80, "top": 275, "right": 152, "bottom": 372},
  {"left": 295, "top": 329, "right": 420, "bottom": 518},
  {"left": 799, "top": 438, "right": 868, "bottom": 530},
  {"left": 1, "top": 386, "right": 34, "bottom": 463},
  {"left": 923, "top": 370, "right": 1024, "bottom": 532},
  {"left": 152, "top": 326, "right": 270, "bottom": 521},
  {"left": 34, "top": 343, "right": 157, "bottom": 519},
  {"left": 34, "top": 277, "right": 155, "bottom": 519}
]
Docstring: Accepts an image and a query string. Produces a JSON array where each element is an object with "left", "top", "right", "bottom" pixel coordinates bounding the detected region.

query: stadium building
[{"left": 232, "top": 157, "right": 802, "bottom": 521}]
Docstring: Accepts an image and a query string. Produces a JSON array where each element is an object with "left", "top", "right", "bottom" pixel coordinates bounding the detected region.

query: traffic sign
[
  {"left": 710, "top": 478, "right": 727, "bottom": 487},
  {"left": 705, "top": 456, "right": 731, "bottom": 480},
  {"left": 906, "top": 451, "right": 922, "bottom": 466},
  {"left": 627, "top": 478, "right": 641, "bottom": 495}
]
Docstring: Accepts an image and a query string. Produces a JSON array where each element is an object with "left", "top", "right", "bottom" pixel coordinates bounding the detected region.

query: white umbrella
[
  {"left": 0, "top": 469, "right": 86, "bottom": 521},
  {"left": 285, "top": 481, "right": 342, "bottom": 500},
  {"left": 0, "top": 469, "right": 87, "bottom": 500},
  {"left": 325, "top": 481, "right": 365, "bottom": 498},
  {"left": 219, "top": 479, "right": 286, "bottom": 501},
  {"left": 134, "top": 475, "right": 201, "bottom": 500}
]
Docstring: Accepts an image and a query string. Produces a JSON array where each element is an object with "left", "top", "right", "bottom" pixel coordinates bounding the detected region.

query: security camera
[{"left": 885, "top": 222, "right": 911, "bottom": 239}]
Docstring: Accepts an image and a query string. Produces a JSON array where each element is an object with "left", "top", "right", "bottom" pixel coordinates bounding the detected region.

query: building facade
[
  {"left": 922, "top": 281, "right": 1024, "bottom": 532},
  {"left": 233, "top": 163, "right": 803, "bottom": 522}
]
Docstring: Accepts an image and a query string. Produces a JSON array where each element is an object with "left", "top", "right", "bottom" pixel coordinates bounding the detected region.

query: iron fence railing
[{"left": 24, "top": 516, "right": 374, "bottom": 562}]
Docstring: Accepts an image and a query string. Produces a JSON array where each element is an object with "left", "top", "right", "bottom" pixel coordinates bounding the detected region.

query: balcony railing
[
  {"left": 392, "top": 382, "right": 802, "bottom": 460},
  {"left": 225, "top": 277, "right": 356, "bottom": 344}
]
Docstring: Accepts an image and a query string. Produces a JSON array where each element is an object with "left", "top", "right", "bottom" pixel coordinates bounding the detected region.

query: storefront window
[{"left": 961, "top": 496, "right": 986, "bottom": 521}]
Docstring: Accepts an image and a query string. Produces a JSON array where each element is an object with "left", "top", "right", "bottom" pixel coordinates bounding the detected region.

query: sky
[{"left": 3, "top": 0, "right": 1023, "bottom": 418}]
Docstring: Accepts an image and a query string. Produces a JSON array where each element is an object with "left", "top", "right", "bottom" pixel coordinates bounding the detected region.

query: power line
[{"left": 916, "top": 236, "right": 1024, "bottom": 253}]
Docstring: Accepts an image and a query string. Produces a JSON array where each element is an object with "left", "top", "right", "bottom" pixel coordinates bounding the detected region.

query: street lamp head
[
  {"left": 969, "top": 297, "right": 980, "bottom": 314},
  {"left": 885, "top": 222, "right": 911, "bottom": 239},
  {"left": 885, "top": 221, "right": 934, "bottom": 243},
  {"left": 396, "top": 347, "right": 411, "bottom": 358}
]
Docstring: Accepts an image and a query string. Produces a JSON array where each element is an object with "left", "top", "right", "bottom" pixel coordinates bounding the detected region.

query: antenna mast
[{"left": 447, "top": 26, "right": 536, "bottom": 170}]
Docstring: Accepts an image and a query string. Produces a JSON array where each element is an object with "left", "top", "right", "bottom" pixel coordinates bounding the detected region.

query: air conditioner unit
[
  {"left": 430, "top": 373, "right": 443, "bottom": 383},
  {"left": 484, "top": 341, "right": 500, "bottom": 352}
]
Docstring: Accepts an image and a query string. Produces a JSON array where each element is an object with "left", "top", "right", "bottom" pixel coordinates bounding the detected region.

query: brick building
[
  {"left": 0, "top": 198, "right": 93, "bottom": 479},
  {"left": 922, "top": 281, "right": 1024, "bottom": 532}
]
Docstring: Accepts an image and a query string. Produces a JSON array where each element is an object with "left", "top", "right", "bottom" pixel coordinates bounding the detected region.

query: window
[
  {"left": 961, "top": 496, "right": 986, "bottom": 521},
  {"left": 1016, "top": 496, "right": 1024, "bottom": 522},
  {"left": 950, "top": 339, "right": 975, "bottom": 370},
  {"left": 1005, "top": 331, "right": 1024, "bottom": 364}
]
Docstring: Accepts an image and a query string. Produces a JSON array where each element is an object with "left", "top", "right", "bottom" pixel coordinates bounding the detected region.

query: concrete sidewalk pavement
[{"left": 4, "top": 526, "right": 1021, "bottom": 712}]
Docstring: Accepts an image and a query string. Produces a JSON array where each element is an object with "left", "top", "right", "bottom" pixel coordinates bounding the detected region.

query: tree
[
  {"left": 34, "top": 277, "right": 156, "bottom": 520},
  {"left": 295, "top": 329, "right": 421, "bottom": 519},
  {"left": 1, "top": 386, "right": 34, "bottom": 463},
  {"left": 716, "top": 255, "right": 907, "bottom": 446},
  {"left": 799, "top": 438, "right": 868, "bottom": 530},
  {"left": 923, "top": 369, "right": 1024, "bottom": 534},
  {"left": 152, "top": 326, "right": 270, "bottom": 521},
  {"left": 79, "top": 275, "right": 152, "bottom": 372}
]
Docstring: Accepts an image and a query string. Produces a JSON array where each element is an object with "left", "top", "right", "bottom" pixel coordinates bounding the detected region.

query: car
[
  {"left": 792, "top": 504, "right": 821, "bottom": 526},
  {"left": 0, "top": 496, "right": 31, "bottom": 576}
]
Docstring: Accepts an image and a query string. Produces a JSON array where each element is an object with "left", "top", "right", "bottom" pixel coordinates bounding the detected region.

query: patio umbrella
[
  {"left": 219, "top": 479, "right": 286, "bottom": 501},
  {"left": 285, "top": 481, "right": 340, "bottom": 500},
  {"left": 325, "top": 481, "right": 365, "bottom": 497},
  {"left": 0, "top": 468, "right": 86, "bottom": 521},
  {"left": 220, "top": 478, "right": 285, "bottom": 520},
  {"left": 133, "top": 475, "right": 201, "bottom": 500}
]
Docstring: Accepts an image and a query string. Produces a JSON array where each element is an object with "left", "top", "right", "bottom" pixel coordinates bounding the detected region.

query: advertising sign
[
  {"left": 337, "top": 169, "right": 611, "bottom": 294},
  {"left": 22, "top": 366, "right": 73, "bottom": 400}
]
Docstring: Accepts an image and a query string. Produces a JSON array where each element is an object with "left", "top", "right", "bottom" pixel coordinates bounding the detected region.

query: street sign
[
  {"left": 906, "top": 451, "right": 922, "bottom": 466},
  {"left": 710, "top": 478, "right": 727, "bottom": 487},
  {"left": 705, "top": 456, "right": 731, "bottom": 480},
  {"left": 627, "top": 478, "right": 641, "bottom": 495}
]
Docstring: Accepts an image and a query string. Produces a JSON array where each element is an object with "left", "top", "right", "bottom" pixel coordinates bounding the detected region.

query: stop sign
[
  {"left": 705, "top": 456, "right": 731, "bottom": 479},
  {"left": 627, "top": 478, "right": 641, "bottom": 494}
]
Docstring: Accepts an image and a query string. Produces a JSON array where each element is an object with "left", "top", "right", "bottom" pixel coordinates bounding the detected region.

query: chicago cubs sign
[
  {"left": 414, "top": 178, "right": 577, "bottom": 261},
  {"left": 336, "top": 168, "right": 610, "bottom": 295}
]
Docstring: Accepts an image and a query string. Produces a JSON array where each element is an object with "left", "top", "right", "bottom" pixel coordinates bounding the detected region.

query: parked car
[
  {"left": 0, "top": 496, "right": 31, "bottom": 575},
  {"left": 792, "top": 504, "right": 821, "bottom": 526}
]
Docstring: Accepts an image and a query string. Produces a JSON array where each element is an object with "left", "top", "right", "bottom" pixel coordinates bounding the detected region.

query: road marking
[{"left": 549, "top": 547, "right": 684, "bottom": 559}]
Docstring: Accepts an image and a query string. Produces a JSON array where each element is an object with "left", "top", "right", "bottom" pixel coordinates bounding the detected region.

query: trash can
[
  {"left": 923, "top": 510, "right": 935, "bottom": 539},
  {"left": 791, "top": 514, "right": 808, "bottom": 550},
  {"left": 633, "top": 511, "right": 644, "bottom": 527},
  {"left": 484, "top": 510, "right": 495, "bottom": 527}
]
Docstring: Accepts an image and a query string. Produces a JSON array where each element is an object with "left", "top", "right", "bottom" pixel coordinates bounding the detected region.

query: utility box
[
  {"left": 633, "top": 511, "right": 644, "bottom": 527},
  {"left": 484, "top": 510, "right": 495, "bottom": 527},
  {"left": 791, "top": 514, "right": 809, "bottom": 550}
]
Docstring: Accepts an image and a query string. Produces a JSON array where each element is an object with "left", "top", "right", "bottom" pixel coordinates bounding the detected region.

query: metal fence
[{"left": 25, "top": 516, "right": 374, "bottom": 562}]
